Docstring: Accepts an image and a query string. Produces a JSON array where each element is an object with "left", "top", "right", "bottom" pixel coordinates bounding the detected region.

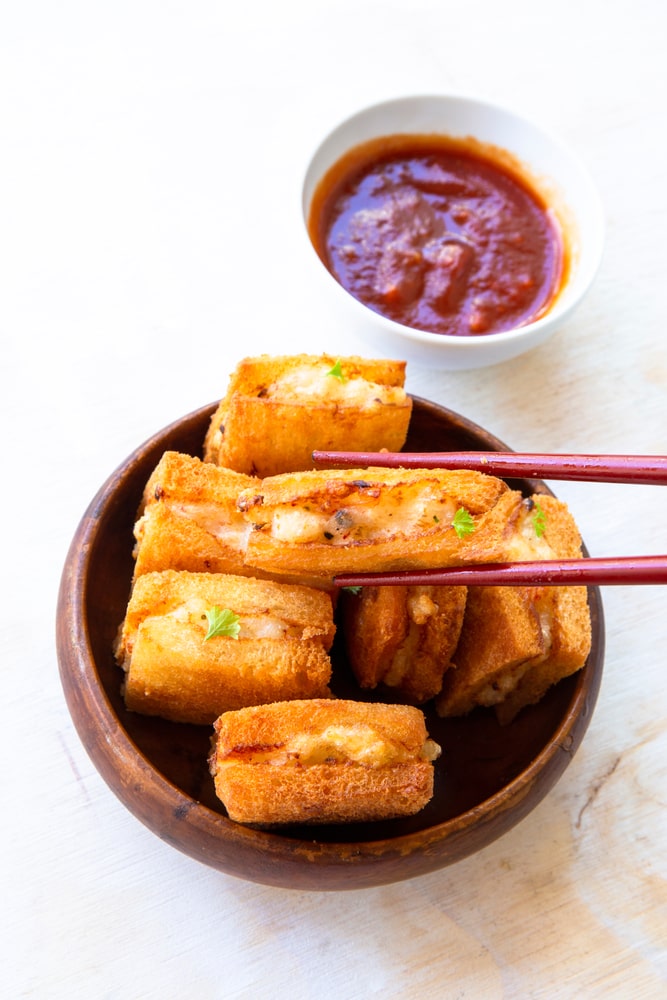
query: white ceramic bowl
[{"left": 302, "top": 95, "right": 604, "bottom": 370}]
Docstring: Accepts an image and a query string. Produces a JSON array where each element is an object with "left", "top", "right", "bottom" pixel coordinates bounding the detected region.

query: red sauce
[{"left": 308, "top": 135, "right": 565, "bottom": 337}]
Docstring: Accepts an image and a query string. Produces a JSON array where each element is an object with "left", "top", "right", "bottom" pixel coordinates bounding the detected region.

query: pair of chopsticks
[{"left": 311, "top": 450, "right": 667, "bottom": 587}]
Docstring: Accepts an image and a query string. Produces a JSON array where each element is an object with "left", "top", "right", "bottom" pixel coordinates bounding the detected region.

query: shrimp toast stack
[{"left": 113, "top": 352, "right": 594, "bottom": 828}]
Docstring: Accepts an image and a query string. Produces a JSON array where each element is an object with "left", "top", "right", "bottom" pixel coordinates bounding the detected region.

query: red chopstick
[
  {"left": 314, "top": 451, "right": 667, "bottom": 586},
  {"left": 312, "top": 451, "right": 667, "bottom": 486},
  {"left": 334, "top": 555, "right": 667, "bottom": 588}
]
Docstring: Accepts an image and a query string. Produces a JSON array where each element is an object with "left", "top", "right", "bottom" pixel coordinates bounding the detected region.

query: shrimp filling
[
  {"left": 269, "top": 486, "right": 459, "bottom": 545},
  {"left": 219, "top": 724, "right": 441, "bottom": 768},
  {"left": 266, "top": 364, "right": 407, "bottom": 408}
]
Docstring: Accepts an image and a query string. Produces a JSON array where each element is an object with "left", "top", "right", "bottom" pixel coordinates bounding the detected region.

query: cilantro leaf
[
  {"left": 532, "top": 501, "right": 547, "bottom": 538},
  {"left": 326, "top": 359, "right": 346, "bottom": 382},
  {"left": 452, "top": 507, "right": 475, "bottom": 539},
  {"left": 204, "top": 606, "right": 241, "bottom": 641}
]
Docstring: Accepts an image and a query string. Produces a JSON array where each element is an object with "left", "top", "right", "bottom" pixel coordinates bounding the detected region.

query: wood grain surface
[{"left": 3, "top": 1, "right": 666, "bottom": 997}]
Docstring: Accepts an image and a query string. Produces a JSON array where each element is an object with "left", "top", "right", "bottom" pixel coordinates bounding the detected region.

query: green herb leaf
[
  {"left": 326, "top": 359, "right": 346, "bottom": 382},
  {"left": 532, "top": 501, "right": 547, "bottom": 538},
  {"left": 204, "top": 606, "right": 241, "bottom": 641},
  {"left": 342, "top": 585, "right": 363, "bottom": 595},
  {"left": 452, "top": 507, "right": 475, "bottom": 539}
]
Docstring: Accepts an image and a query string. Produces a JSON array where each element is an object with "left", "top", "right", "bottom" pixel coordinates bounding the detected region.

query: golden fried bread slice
[
  {"left": 132, "top": 451, "right": 335, "bottom": 591},
  {"left": 436, "top": 494, "right": 592, "bottom": 722},
  {"left": 209, "top": 699, "right": 440, "bottom": 825},
  {"left": 494, "top": 495, "right": 592, "bottom": 722},
  {"left": 237, "top": 466, "right": 522, "bottom": 577},
  {"left": 203, "top": 354, "right": 412, "bottom": 476},
  {"left": 435, "top": 585, "right": 548, "bottom": 716},
  {"left": 115, "top": 570, "right": 335, "bottom": 725},
  {"left": 495, "top": 584, "right": 591, "bottom": 724},
  {"left": 341, "top": 584, "right": 467, "bottom": 703},
  {"left": 132, "top": 451, "right": 257, "bottom": 579}
]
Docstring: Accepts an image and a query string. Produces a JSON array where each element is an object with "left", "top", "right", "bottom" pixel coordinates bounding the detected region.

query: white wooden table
[{"left": 2, "top": 2, "right": 666, "bottom": 997}]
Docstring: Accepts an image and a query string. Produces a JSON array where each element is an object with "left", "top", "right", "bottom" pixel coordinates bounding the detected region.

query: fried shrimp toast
[
  {"left": 237, "top": 466, "right": 523, "bottom": 578},
  {"left": 341, "top": 584, "right": 467, "bottom": 703},
  {"left": 115, "top": 570, "right": 335, "bottom": 725},
  {"left": 132, "top": 451, "right": 257, "bottom": 579},
  {"left": 209, "top": 699, "right": 440, "bottom": 825},
  {"left": 203, "top": 353, "right": 412, "bottom": 477},
  {"left": 435, "top": 585, "right": 548, "bottom": 717},
  {"left": 436, "top": 495, "right": 592, "bottom": 723},
  {"left": 495, "top": 583, "right": 591, "bottom": 724}
]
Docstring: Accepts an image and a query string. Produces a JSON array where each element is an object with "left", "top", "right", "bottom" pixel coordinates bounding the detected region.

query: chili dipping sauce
[{"left": 308, "top": 135, "right": 566, "bottom": 338}]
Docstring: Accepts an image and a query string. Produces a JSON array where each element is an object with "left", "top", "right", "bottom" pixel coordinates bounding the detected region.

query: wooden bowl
[{"left": 56, "top": 398, "right": 604, "bottom": 890}]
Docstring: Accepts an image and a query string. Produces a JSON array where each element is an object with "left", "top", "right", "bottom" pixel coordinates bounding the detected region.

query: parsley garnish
[
  {"left": 326, "top": 359, "right": 346, "bottom": 382},
  {"left": 452, "top": 507, "right": 475, "bottom": 539},
  {"left": 532, "top": 501, "right": 547, "bottom": 538},
  {"left": 203, "top": 606, "right": 241, "bottom": 641}
]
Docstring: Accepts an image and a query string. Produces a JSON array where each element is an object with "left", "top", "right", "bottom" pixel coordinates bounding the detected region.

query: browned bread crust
[
  {"left": 436, "top": 494, "right": 592, "bottom": 722},
  {"left": 238, "top": 466, "right": 523, "bottom": 577},
  {"left": 133, "top": 451, "right": 258, "bottom": 579},
  {"left": 495, "top": 494, "right": 591, "bottom": 722},
  {"left": 116, "top": 571, "right": 335, "bottom": 725},
  {"left": 435, "top": 585, "right": 546, "bottom": 716},
  {"left": 132, "top": 451, "right": 335, "bottom": 591},
  {"left": 209, "top": 699, "right": 439, "bottom": 824},
  {"left": 495, "top": 583, "right": 591, "bottom": 724},
  {"left": 341, "top": 584, "right": 467, "bottom": 703},
  {"left": 204, "top": 354, "right": 412, "bottom": 477}
]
